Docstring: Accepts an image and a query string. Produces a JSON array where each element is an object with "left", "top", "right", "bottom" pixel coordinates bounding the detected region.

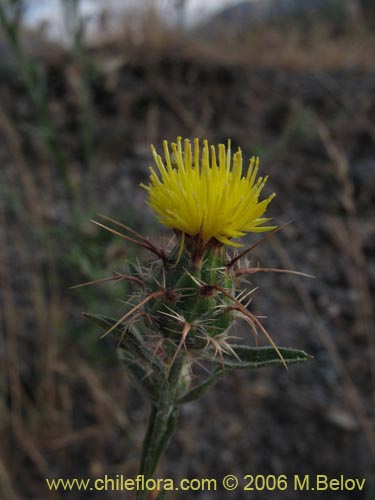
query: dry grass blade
[
  {"left": 0, "top": 106, "right": 41, "bottom": 220},
  {"left": 313, "top": 114, "right": 375, "bottom": 446},
  {"left": 0, "top": 459, "right": 21, "bottom": 500},
  {"left": 146, "top": 69, "right": 203, "bottom": 134},
  {"left": 78, "top": 364, "right": 134, "bottom": 433},
  {"left": 0, "top": 210, "right": 22, "bottom": 428},
  {"left": 0, "top": 212, "right": 56, "bottom": 480},
  {"left": 272, "top": 237, "right": 375, "bottom": 456}
]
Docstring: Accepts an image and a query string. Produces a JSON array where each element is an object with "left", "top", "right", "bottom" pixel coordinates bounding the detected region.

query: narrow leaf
[
  {"left": 176, "top": 367, "right": 224, "bottom": 404},
  {"left": 208, "top": 345, "right": 313, "bottom": 369}
]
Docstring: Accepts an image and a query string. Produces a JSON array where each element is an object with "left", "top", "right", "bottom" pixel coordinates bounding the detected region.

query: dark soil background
[{"left": 0, "top": 2, "right": 374, "bottom": 499}]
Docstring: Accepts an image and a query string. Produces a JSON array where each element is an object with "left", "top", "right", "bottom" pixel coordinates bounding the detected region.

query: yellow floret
[{"left": 141, "top": 137, "right": 276, "bottom": 248}]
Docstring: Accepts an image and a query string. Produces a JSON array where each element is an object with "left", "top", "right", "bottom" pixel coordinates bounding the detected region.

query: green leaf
[
  {"left": 176, "top": 367, "right": 224, "bottom": 404},
  {"left": 208, "top": 345, "right": 313, "bottom": 369}
]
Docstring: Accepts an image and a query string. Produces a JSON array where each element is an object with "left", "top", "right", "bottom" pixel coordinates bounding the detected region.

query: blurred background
[{"left": 0, "top": 0, "right": 374, "bottom": 498}]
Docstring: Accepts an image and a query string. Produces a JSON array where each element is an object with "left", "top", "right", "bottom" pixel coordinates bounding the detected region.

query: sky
[{"left": 23, "top": 0, "right": 247, "bottom": 42}]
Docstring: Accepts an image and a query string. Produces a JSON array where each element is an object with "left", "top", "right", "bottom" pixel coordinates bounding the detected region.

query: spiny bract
[{"left": 85, "top": 138, "right": 312, "bottom": 403}]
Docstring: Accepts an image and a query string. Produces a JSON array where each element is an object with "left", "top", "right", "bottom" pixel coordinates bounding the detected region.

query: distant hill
[{"left": 195, "top": 0, "right": 363, "bottom": 38}]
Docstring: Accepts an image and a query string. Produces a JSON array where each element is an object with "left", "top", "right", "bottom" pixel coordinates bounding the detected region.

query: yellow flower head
[{"left": 141, "top": 137, "right": 276, "bottom": 249}]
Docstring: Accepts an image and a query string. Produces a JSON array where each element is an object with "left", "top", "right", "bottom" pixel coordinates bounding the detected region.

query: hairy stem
[{"left": 136, "top": 358, "right": 183, "bottom": 500}]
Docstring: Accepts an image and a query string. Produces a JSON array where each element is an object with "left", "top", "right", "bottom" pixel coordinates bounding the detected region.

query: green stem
[{"left": 136, "top": 359, "right": 183, "bottom": 500}]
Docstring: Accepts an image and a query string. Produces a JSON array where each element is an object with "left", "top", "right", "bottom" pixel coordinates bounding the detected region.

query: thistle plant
[{"left": 84, "top": 137, "right": 312, "bottom": 500}]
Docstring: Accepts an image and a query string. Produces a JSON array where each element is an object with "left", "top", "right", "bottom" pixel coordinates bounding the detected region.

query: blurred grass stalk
[
  {"left": 0, "top": 0, "right": 101, "bottom": 297},
  {"left": 0, "top": 3, "right": 106, "bottom": 488},
  {"left": 62, "top": 0, "right": 95, "bottom": 206},
  {"left": 0, "top": 0, "right": 75, "bottom": 201},
  {"left": 0, "top": 0, "right": 96, "bottom": 211}
]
